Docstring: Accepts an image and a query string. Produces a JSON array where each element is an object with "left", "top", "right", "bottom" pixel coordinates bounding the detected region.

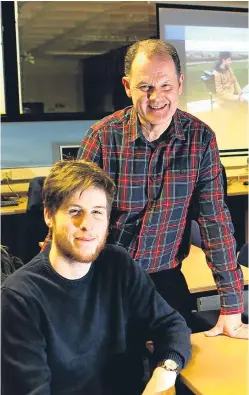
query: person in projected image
[
  {"left": 1, "top": 159, "right": 191, "bottom": 395},
  {"left": 213, "top": 51, "right": 243, "bottom": 106},
  {"left": 76, "top": 39, "right": 248, "bottom": 341}
]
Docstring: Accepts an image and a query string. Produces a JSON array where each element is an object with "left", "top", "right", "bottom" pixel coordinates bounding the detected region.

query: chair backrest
[
  {"left": 238, "top": 244, "right": 248, "bottom": 267},
  {"left": 190, "top": 220, "right": 202, "bottom": 248},
  {"left": 27, "top": 176, "right": 45, "bottom": 212},
  {"left": 24, "top": 177, "right": 48, "bottom": 263},
  {"left": 221, "top": 164, "right": 228, "bottom": 197}
]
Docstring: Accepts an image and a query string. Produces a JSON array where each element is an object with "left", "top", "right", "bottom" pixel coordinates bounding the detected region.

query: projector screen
[{"left": 157, "top": 5, "right": 248, "bottom": 155}]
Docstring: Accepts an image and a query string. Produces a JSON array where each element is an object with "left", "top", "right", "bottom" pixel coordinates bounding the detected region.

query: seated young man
[{"left": 1, "top": 160, "right": 191, "bottom": 395}]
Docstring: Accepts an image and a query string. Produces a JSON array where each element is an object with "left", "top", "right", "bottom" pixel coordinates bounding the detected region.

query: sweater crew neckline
[{"left": 41, "top": 253, "right": 95, "bottom": 288}]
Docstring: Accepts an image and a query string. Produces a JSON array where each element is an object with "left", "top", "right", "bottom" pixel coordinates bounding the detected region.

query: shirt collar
[
  {"left": 127, "top": 107, "right": 186, "bottom": 143},
  {"left": 126, "top": 107, "right": 142, "bottom": 143},
  {"left": 172, "top": 109, "right": 186, "bottom": 141}
]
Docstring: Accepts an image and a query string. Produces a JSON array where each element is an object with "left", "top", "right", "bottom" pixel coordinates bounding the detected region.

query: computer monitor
[{"left": 59, "top": 145, "right": 80, "bottom": 161}]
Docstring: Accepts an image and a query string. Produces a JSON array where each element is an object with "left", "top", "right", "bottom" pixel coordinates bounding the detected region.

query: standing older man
[{"left": 78, "top": 39, "right": 247, "bottom": 339}]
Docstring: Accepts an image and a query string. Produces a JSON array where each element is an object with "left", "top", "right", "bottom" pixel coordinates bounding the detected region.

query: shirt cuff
[{"left": 220, "top": 306, "right": 244, "bottom": 315}]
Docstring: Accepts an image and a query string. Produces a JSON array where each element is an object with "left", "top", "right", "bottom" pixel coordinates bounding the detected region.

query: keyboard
[{"left": 0, "top": 199, "right": 19, "bottom": 207}]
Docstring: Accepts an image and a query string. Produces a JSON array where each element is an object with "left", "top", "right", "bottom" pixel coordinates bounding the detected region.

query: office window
[{"left": 17, "top": 1, "right": 157, "bottom": 116}]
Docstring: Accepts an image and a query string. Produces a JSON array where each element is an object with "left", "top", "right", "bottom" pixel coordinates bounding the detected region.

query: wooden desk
[
  {"left": 227, "top": 179, "right": 248, "bottom": 197},
  {"left": 0, "top": 197, "right": 28, "bottom": 216},
  {"left": 182, "top": 245, "right": 249, "bottom": 294},
  {"left": 180, "top": 332, "right": 248, "bottom": 395},
  {"left": 1, "top": 182, "right": 30, "bottom": 196}
]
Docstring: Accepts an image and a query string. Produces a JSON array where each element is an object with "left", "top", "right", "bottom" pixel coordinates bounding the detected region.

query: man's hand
[
  {"left": 142, "top": 367, "right": 176, "bottom": 395},
  {"left": 204, "top": 313, "right": 248, "bottom": 339}
]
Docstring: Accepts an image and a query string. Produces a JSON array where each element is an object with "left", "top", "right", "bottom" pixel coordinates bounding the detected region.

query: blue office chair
[
  {"left": 190, "top": 220, "right": 202, "bottom": 248},
  {"left": 238, "top": 243, "right": 248, "bottom": 268}
]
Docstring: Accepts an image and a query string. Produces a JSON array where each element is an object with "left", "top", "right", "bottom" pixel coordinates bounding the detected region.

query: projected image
[
  {"left": 185, "top": 26, "right": 248, "bottom": 111},
  {"left": 181, "top": 26, "right": 248, "bottom": 151},
  {"left": 160, "top": 6, "right": 248, "bottom": 153}
]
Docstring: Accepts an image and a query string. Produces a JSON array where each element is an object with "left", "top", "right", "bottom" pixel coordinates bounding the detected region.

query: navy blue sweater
[{"left": 2, "top": 245, "right": 191, "bottom": 395}]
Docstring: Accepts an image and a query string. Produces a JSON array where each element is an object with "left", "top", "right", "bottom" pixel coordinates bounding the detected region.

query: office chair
[
  {"left": 238, "top": 243, "right": 248, "bottom": 268},
  {"left": 24, "top": 176, "right": 48, "bottom": 263},
  {"left": 190, "top": 220, "right": 202, "bottom": 248}
]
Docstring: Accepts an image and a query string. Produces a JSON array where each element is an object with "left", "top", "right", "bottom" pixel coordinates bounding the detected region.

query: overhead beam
[
  {"left": 19, "top": 2, "right": 57, "bottom": 29},
  {"left": 29, "top": 2, "right": 139, "bottom": 55}
]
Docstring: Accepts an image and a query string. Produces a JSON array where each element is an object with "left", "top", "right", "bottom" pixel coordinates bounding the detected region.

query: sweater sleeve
[
  {"left": 1, "top": 288, "right": 51, "bottom": 395},
  {"left": 126, "top": 261, "right": 192, "bottom": 371}
]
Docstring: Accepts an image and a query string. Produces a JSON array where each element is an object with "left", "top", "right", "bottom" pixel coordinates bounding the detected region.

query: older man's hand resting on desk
[
  {"left": 205, "top": 313, "right": 248, "bottom": 339},
  {"left": 142, "top": 367, "right": 176, "bottom": 395}
]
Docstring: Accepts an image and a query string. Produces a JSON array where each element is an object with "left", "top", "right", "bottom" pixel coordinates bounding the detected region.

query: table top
[
  {"left": 227, "top": 179, "right": 248, "bottom": 196},
  {"left": 182, "top": 245, "right": 249, "bottom": 294},
  {"left": 1, "top": 182, "right": 30, "bottom": 196},
  {"left": 180, "top": 332, "right": 248, "bottom": 395},
  {"left": 0, "top": 196, "right": 28, "bottom": 215}
]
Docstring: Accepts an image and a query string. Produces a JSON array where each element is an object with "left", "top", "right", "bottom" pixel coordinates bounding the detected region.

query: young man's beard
[{"left": 54, "top": 230, "right": 109, "bottom": 265}]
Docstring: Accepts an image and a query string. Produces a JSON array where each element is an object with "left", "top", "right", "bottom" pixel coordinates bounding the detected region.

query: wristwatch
[{"left": 157, "top": 359, "right": 179, "bottom": 373}]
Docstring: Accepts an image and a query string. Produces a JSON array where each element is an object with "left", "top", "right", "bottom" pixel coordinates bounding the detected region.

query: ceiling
[
  {"left": 17, "top": 1, "right": 157, "bottom": 59},
  {"left": 17, "top": 1, "right": 248, "bottom": 60}
]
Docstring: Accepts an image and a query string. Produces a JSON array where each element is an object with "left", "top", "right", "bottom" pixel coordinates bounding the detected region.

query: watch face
[{"left": 164, "top": 360, "right": 178, "bottom": 371}]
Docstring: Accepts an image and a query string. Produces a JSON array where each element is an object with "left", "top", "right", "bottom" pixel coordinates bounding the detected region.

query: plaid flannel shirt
[{"left": 78, "top": 106, "right": 243, "bottom": 314}]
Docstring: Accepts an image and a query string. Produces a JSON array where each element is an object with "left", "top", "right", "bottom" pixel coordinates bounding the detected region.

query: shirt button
[{"left": 180, "top": 169, "right": 185, "bottom": 174}]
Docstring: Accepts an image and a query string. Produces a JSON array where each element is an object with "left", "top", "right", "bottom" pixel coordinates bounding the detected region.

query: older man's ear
[{"left": 122, "top": 77, "right": 132, "bottom": 98}]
